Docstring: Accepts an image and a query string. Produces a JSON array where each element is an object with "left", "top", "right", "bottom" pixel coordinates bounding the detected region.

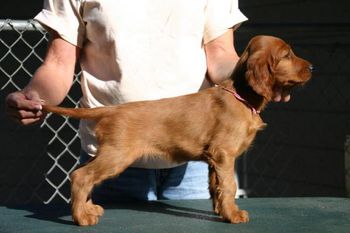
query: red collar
[{"left": 216, "top": 85, "right": 260, "bottom": 114}]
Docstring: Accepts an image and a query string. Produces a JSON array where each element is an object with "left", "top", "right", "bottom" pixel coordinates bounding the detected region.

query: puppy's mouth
[
  {"left": 287, "top": 79, "right": 309, "bottom": 87},
  {"left": 283, "top": 79, "right": 309, "bottom": 92}
]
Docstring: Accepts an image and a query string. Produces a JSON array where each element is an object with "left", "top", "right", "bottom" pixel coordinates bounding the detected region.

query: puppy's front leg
[
  {"left": 210, "top": 153, "right": 249, "bottom": 223},
  {"left": 209, "top": 165, "right": 219, "bottom": 214}
]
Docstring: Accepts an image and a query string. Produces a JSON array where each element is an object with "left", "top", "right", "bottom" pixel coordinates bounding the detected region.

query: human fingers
[
  {"left": 6, "top": 107, "right": 45, "bottom": 126},
  {"left": 281, "top": 91, "right": 291, "bottom": 102},
  {"left": 272, "top": 87, "right": 291, "bottom": 102},
  {"left": 272, "top": 87, "right": 282, "bottom": 102},
  {"left": 5, "top": 91, "right": 44, "bottom": 125},
  {"left": 6, "top": 91, "right": 42, "bottom": 111},
  {"left": 11, "top": 116, "right": 44, "bottom": 125},
  {"left": 7, "top": 108, "right": 45, "bottom": 120},
  {"left": 24, "top": 90, "right": 44, "bottom": 109}
]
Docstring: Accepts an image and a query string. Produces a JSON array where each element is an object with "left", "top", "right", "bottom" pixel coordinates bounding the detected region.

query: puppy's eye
[{"left": 284, "top": 51, "right": 292, "bottom": 59}]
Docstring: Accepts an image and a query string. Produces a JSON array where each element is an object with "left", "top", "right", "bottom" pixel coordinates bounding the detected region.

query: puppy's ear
[{"left": 245, "top": 51, "right": 275, "bottom": 100}]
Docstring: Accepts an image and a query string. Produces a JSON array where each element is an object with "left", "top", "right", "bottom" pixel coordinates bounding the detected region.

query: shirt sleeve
[
  {"left": 34, "top": 0, "right": 85, "bottom": 48},
  {"left": 204, "top": 0, "right": 248, "bottom": 44}
]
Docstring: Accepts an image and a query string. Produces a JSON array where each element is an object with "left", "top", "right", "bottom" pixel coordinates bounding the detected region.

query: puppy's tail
[{"left": 42, "top": 105, "right": 110, "bottom": 119}]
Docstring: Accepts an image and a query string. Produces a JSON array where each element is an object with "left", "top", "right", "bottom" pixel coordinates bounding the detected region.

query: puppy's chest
[
  {"left": 248, "top": 116, "right": 265, "bottom": 136},
  {"left": 225, "top": 115, "right": 265, "bottom": 152}
]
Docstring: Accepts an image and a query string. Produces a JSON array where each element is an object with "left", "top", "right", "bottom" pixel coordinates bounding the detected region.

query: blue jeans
[{"left": 80, "top": 151, "right": 210, "bottom": 202}]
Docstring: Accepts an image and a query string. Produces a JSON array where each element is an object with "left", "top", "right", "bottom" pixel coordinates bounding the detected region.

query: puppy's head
[{"left": 236, "top": 35, "right": 313, "bottom": 101}]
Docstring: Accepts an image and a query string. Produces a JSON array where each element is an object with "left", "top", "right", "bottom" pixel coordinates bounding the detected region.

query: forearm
[
  {"left": 23, "top": 32, "right": 79, "bottom": 105},
  {"left": 200, "top": 59, "right": 238, "bottom": 90},
  {"left": 24, "top": 62, "right": 74, "bottom": 105},
  {"left": 206, "top": 52, "right": 239, "bottom": 84},
  {"left": 5, "top": 31, "right": 78, "bottom": 125},
  {"left": 203, "top": 29, "right": 239, "bottom": 88}
]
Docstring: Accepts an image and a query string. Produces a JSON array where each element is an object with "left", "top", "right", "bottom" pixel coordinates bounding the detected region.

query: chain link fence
[
  {"left": 0, "top": 19, "right": 82, "bottom": 204},
  {"left": 1, "top": 19, "right": 349, "bottom": 204}
]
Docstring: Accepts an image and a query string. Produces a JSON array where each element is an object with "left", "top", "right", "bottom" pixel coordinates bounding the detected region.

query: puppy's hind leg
[{"left": 70, "top": 144, "right": 139, "bottom": 226}]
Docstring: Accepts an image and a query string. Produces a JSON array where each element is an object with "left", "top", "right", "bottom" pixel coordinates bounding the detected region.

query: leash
[{"left": 216, "top": 84, "right": 260, "bottom": 114}]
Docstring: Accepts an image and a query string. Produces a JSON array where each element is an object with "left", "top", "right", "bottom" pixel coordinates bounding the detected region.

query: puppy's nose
[{"left": 309, "top": 65, "right": 314, "bottom": 72}]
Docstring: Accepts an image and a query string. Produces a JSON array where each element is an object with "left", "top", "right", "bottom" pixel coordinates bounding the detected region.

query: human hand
[
  {"left": 5, "top": 90, "right": 45, "bottom": 125},
  {"left": 272, "top": 86, "right": 291, "bottom": 102}
]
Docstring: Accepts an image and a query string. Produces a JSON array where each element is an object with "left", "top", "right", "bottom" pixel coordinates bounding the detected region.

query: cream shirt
[{"left": 35, "top": 0, "right": 247, "bottom": 168}]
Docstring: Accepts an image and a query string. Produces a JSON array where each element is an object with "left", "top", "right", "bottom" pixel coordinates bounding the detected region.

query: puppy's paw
[
  {"left": 72, "top": 203, "right": 104, "bottom": 226},
  {"left": 73, "top": 212, "right": 100, "bottom": 226},
  {"left": 229, "top": 210, "right": 249, "bottom": 224},
  {"left": 88, "top": 203, "right": 104, "bottom": 217}
]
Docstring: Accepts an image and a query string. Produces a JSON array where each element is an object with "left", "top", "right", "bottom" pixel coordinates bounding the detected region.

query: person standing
[{"left": 6, "top": 0, "right": 248, "bottom": 201}]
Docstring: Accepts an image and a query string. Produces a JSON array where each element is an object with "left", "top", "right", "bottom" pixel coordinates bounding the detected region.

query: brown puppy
[{"left": 42, "top": 35, "right": 312, "bottom": 226}]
